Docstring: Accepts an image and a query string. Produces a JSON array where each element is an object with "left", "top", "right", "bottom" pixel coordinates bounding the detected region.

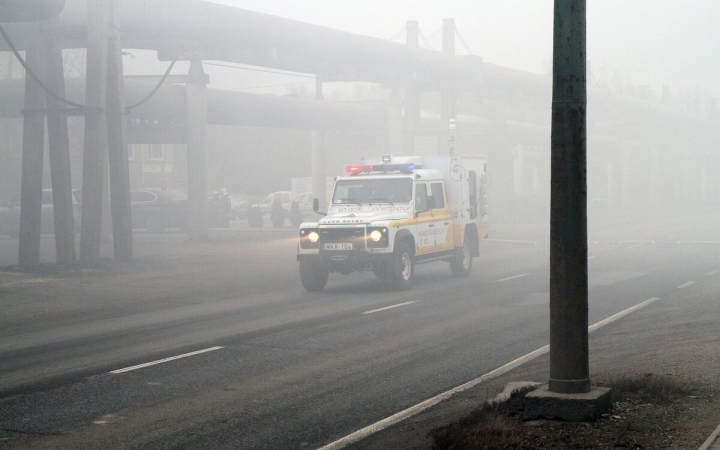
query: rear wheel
[
  {"left": 450, "top": 236, "right": 473, "bottom": 278},
  {"left": 386, "top": 241, "right": 414, "bottom": 291},
  {"left": 299, "top": 259, "right": 329, "bottom": 292}
]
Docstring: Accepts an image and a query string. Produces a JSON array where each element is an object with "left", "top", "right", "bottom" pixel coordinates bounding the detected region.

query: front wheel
[
  {"left": 299, "top": 259, "right": 329, "bottom": 292},
  {"left": 385, "top": 241, "right": 414, "bottom": 291},
  {"left": 450, "top": 240, "right": 473, "bottom": 278}
]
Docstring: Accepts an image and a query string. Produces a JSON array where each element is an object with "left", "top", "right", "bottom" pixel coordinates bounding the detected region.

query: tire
[
  {"left": 299, "top": 259, "right": 329, "bottom": 292},
  {"left": 146, "top": 213, "right": 166, "bottom": 234},
  {"left": 450, "top": 236, "right": 473, "bottom": 278},
  {"left": 386, "top": 241, "right": 414, "bottom": 291}
]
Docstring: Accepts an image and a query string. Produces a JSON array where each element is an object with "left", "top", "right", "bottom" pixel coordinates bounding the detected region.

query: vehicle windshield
[{"left": 332, "top": 178, "right": 412, "bottom": 205}]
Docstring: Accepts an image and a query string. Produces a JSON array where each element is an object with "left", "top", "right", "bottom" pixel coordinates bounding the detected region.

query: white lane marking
[
  {"left": 109, "top": 346, "right": 223, "bottom": 374},
  {"left": 494, "top": 273, "right": 531, "bottom": 283},
  {"left": 588, "top": 256, "right": 597, "bottom": 260},
  {"left": 587, "top": 298, "right": 659, "bottom": 332},
  {"left": 626, "top": 243, "right": 642, "bottom": 249},
  {"left": 706, "top": 270, "right": 719, "bottom": 277},
  {"left": 317, "top": 298, "right": 660, "bottom": 450},
  {"left": 677, "top": 241, "right": 720, "bottom": 245},
  {"left": 363, "top": 301, "right": 416, "bottom": 315},
  {"left": 619, "top": 240, "right": 655, "bottom": 245},
  {"left": 677, "top": 281, "right": 696, "bottom": 289}
]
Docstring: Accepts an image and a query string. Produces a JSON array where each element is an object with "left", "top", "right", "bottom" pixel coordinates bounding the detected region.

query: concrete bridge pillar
[
  {"left": 186, "top": 59, "right": 209, "bottom": 241},
  {"left": 44, "top": 35, "right": 77, "bottom": 266},
  {"left": 79, "top": 0, "right": 110, "bottom": 265},
  {"left": 18, "top": 31, "right": 46, "bottom": 268}
]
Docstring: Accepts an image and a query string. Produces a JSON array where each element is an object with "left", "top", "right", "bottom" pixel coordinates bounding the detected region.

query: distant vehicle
[
  {"left": 0, "top": 189, "right": 81, "bottom": 238},
  {"left": 130, "top": 189, "right": 188, "bottom": 233},
  {"left": 228, "top": 195, "right": 250, "bottom": 219},
  {"left": 282, "top": 192, "right": 314, "bottom": 215},
  {"left": 256, "top": 191, "right": 292, "bottom": 215}
]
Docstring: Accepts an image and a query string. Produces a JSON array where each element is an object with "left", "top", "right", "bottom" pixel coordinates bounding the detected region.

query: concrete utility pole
[
  {"left": 548, "top": 0, "right": 589, "bottom": 395},
  {"left": 80, "top": 0, "right": 109, "bottom": 264},
  {"left": 524, "top": 1, "right": 610, "bottom": 422}
]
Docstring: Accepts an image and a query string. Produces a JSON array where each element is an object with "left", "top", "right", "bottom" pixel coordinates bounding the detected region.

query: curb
[{"left": 699, "top": 422, "right": 720, "bottom": 450}]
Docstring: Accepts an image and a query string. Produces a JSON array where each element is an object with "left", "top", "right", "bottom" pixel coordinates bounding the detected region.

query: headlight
[
  {"left": 367, "top": 227, "right": 389, "bottom": 248},
  {"left": 300, "top": 228, "right": 320, "bottom": 249}
]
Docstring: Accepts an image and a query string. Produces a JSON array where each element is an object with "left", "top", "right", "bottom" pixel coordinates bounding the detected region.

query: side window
[
  {"left": 430, "top": 182, "right": 445, "bottom": 209},
  {"left": 468, "top": 171, "right": 478, "bottom": 219},
  {"left": 415, "top": 183, "right": 429, "bottom": 212}
]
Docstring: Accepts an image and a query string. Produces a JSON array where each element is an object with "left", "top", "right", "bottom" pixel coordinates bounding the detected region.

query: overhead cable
[{"left": 0, "top": 24, "right": 85, "bottom": 108}]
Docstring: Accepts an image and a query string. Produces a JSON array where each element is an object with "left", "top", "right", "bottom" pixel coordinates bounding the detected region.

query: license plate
[{"left": 324, "top": 243, "right": 352, "bottom": 250}]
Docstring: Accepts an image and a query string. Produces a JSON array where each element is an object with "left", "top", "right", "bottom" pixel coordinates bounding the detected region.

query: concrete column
[
  {"left": 186, "top": 60, "right": 209, "bottom": 241},
  {"left": 18, "top": 33, "right": 46, "bottom": 268},
  {"left": 311, "top": 131, "right": 326, "bottom": 213},
  {"left": 549, "top": 0, "right": 589, "bottom": 394},
  {"left": 439, "top": 18, "right": 456, "bottom": 154},
  {"left": 80, "top": 0, "right": 109, "bottom": 265},
  {"left": 403, "top": 21, "right": 420, "bottom": 156},
  {"left": 310, "top": 77, "right": 327, "bottom": 213},
  {"left": 106, "top": 0, "right": 132, "bottom": 261},
  {"left": 45, "top": 37, "right": 77, "bottom": 266},
  {"left": 406, "top": 20, "right": 419, "bottom": 47}
]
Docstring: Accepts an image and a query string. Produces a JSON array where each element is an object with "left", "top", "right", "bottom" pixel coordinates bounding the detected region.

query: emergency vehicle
[{"left": 296, "top": 154, "right": 489, "bottom": 291}]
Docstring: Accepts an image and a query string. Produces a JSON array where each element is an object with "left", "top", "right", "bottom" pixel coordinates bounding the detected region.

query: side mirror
[{"left": 312, "top": 198, "right": 319, "bottom": 212}]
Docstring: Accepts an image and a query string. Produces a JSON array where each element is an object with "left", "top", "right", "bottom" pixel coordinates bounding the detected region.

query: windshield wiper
[
  {"left": 369, "top": 197, "right": 394, "bottom": 205},
  {"left": 344, "top": 198, "right": 362, "bottom": 206}
]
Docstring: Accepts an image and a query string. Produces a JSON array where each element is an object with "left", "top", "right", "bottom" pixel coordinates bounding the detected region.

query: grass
[{"left": 431, "top": 374, "right": 696, "bottom": 450}]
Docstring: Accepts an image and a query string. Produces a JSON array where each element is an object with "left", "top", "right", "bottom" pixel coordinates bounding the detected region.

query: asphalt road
[{"left": 1, "top": 210, "right": 718, "bottom": 449}]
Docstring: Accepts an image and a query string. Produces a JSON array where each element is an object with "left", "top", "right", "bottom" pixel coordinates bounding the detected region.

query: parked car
[
  {"left": 256, "top": 190, "right": 292, "bottom": 215},
  {"left": 0, "top": 189, "right": 81, "bottom": 238},
  {"left": 130, "top": 189, "right": 188, "bottom": 233},
  {"left": 281, "top": 192, "right": 314, "bottom": 216}
]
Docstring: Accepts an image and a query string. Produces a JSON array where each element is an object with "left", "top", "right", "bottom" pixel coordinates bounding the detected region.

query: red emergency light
[{"left": 347, "top": 165, "right": 372, "bottom": 174}]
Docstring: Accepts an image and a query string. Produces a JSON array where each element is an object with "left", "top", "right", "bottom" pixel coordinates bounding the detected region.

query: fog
[{"left": 2, "top": 3, "right": 720, "bottom": 447}]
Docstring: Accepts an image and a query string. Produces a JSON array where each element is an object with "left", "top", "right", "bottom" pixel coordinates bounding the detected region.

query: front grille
[{"left": 320, "top": 227, "right": 366, "bottom": 249}]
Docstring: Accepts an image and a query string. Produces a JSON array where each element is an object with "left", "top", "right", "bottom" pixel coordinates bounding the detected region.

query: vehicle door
[
  {"left": 414, "top": 183, "right": 435, "bottom": 255},
  {"left": 429, "top": 181, "right": 453, "bottom": 252}
]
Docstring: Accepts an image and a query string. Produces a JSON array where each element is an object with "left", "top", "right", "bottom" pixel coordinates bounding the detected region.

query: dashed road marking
[
  {"left": 626, "top": 243, "right": 642, "bottom": 249},
  {"left": 588, "top": 256, "right": 597, "bottom": 260},
  {"left": 677, "top": 281, "right": 696, "bottom": 289},
  {"left": 494, "top": 273, "right": 531, "bottom": 283},
  {"left": 706, "top": 270, "right": 719, "bottom": 277},
  {"left": 363, "top": 301, "right": 416, "bottom": 315},
  {"left": 109, "top": 346, "right": 223, "bottom": 374},
  {"left": 316, "top": 298, "right": 660, "bottom": 450}
]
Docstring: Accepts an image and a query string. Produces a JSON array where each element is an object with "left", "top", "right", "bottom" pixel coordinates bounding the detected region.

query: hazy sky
[{"left": 204, "top": 0, "right": 719, "bottom": 97}]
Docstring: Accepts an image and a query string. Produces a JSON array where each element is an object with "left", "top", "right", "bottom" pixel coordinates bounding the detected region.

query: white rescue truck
[{"left": 296, "top": 154, "right": 489, "bottom": 291}]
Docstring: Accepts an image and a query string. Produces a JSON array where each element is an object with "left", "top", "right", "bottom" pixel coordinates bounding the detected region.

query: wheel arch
[{"left": 393, "top": 229, "right": 415, "bottom": 254}]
